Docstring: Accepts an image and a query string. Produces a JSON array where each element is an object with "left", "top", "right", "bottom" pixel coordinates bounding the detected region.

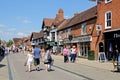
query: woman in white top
[
  {"left": 24, "top": 49, "right": 34, "bottom": 72},
  {"left": 70, "top": 45, "right": 77, "bottom": 63}
]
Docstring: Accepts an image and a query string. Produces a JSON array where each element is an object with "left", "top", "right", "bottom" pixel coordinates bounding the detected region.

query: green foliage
[{"left": 6, "top": 40, "right": 13, "bottom": 47}]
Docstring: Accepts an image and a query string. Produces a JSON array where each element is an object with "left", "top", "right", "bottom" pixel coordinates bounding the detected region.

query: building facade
[
  {"left": 96, "top": 0, "right": 120, "bottom": 60},
  {"left": 57, "top": 6, "right": 97, "bottom": 58}
]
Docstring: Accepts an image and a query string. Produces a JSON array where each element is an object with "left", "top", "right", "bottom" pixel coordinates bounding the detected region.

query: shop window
[
  {"left": 105, "top": 11, "right": 112, "bottom": 29},
  {"left": 67, "top": 28, "right": 71, "bottom": 37},
  {"left": 59, "top": 31, "right": 62, "bottom": 39}
]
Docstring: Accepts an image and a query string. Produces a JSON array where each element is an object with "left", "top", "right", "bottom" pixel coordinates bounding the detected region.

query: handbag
[{"left": 44, "top": 59, "right": 49, "bottom": 64}]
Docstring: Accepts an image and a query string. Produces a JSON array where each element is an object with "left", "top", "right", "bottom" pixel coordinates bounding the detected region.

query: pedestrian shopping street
[{"left": 0, "top": 52, "right": 120, "bottom": 80}]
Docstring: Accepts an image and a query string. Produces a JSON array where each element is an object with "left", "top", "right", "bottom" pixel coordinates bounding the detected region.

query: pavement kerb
[{"left": 52, "top": 55, "right": 114, "bottom": 71}]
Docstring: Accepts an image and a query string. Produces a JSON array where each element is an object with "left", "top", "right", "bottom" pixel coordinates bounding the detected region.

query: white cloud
[
  {"left": 17, "top": 32, "right": 28, "bottom": 37},
  {"left": 0, "top": 24, "right": 6, "bottom": 28},
  {"left": 65, "top": 15, "right": 71, "bottom": 19},
  {"left": 22, "top": 20, "right": 31, "bottom": 24},
  {"left": 7, "top": 28, "right": 16, "bottom": 31}
]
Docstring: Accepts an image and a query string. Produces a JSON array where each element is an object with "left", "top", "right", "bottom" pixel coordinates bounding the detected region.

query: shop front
[
  {"left": 104, "top": 29, "right": 120, "bottom": 61},
  {"left": 57, "top": 39, "right": 64, "bottom": 54},
  {"left": 77, "top": 35, "right": 91, "bottom": 58},
  {"left": 63, "top": 35, "right": 92, "bottom": 58}
]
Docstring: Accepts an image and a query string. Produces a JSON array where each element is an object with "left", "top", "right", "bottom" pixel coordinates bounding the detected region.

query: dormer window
[{"left": 105, "top": 0, "right": 112, "bottom": 3}]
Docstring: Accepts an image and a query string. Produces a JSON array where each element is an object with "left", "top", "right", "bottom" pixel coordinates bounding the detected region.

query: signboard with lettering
[{"left": 98, "top": 52, "right": 107, "bottom": 62}]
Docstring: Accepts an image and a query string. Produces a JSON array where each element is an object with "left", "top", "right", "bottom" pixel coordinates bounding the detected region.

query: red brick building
[
  {"left": 57, "top": 6, "right": 97, "bottom": 59},
  {"left": 57, "top": 0, "right": 120, "bottom": 60},
  {"left": 96, "top": 0, "right": 120, "bottom": 60}
]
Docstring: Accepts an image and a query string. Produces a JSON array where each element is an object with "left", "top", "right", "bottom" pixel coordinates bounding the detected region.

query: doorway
[
  {"left": 99, "top": 42, "right": 104, "bottom": 52},
  {"left": 79, "top": 42, "right": 90, "bottom": 58}
]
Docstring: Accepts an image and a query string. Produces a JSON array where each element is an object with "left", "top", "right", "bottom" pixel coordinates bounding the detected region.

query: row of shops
[{"left": 57, "top": 29, "right": 120, "bottom": 61}]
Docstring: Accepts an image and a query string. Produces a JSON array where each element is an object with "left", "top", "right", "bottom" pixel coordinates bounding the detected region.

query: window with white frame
[
  {"left": 105, "top": 11, "right": 112, "bottom": 29},
  {"left": 67, "top": 28, "right": 71, "bottom": 37},
  {"left": 105, "top": 0, "right": 112, "bottom": 3},
  {"left": 51, "top": 32, "right": 55, "bottom": 41},
  {"left": 81, "top": 23, "right": 87, "bottom": 35},
  {"left": 65, "top": 30, "right": 67, "bottom": 38},
  {"left": 59, "top": 31, "right": 62, "bottom": 38}
]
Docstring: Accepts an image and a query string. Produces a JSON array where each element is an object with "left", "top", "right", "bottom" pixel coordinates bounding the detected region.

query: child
[{"left": 24, "top": 49, "right": 34, "bottom": 72}]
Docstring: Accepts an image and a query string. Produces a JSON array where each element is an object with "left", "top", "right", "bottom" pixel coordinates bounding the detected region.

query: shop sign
[
  {"left": 114, "top": 33, "right": 120, "bottom": 38},
  {"left": 64, "top": 35, "right": 92, "bottom": 43},
  {"left": 78, "top": 36, "right": 92, "bottom": 42}
]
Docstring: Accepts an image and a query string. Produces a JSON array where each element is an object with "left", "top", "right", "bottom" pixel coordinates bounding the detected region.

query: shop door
[
  {"left": 99, "top": 42, "right": 104, "bottom": 52},
  {"left": 80, "top": 43, "right": 90, "bottom": 57}
]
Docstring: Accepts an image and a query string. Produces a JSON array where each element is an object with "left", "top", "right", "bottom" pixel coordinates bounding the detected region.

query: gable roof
[
  {"left": 42, "top": 18, "right": 54, "bottom": 27},
  {"left": 30, "top": 32, "right": 39, "bottom": 41},
  {"left": 13, "top": 38, "right": 22, "bottom": 46},
  {"left": 30, "top": 31, "right": 44, "bottom": 41}
]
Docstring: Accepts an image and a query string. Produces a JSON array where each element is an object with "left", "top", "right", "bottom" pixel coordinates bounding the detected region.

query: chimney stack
[{"left": 74, "top": 12, "right": 78, "bottom": 17}]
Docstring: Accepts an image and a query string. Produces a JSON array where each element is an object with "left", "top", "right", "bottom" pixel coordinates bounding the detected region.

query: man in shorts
[{"left": 34, "top": 45, "right": 41, "bottom": 71}]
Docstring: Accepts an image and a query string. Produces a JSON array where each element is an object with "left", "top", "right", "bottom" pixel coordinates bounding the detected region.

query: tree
[{"left": 6, "top": 40, "right": 13, "bottom": 47}]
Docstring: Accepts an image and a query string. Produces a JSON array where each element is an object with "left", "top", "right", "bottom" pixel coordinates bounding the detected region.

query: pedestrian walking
[
  {"left": 63, "top": 45, "right": 69, "bottom": 63},
  {"left": 1, "top": 45, "right": 5, "bottom": 57},
  {"left": 43, "top": 46, "right": 53, "bottom": 72},
  {"left": 33, "top": 45, "right": 41, "bottom": 71},
  {"left": 40, "top": 46, "right": 45, "bottom": 58},
  {"left": 24, "top": 49, "right": 34, "bottom": 72},
  {"left": 70, "top": 45, "right": 77, "bottom": 63}
]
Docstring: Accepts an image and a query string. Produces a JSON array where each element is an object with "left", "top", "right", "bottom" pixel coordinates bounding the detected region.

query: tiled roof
[
  {"left": 57, "top": 19, "right": 71, "bottom": 31},
  {"left": 30, "top": 31, "right": 43, "bottom": 40},
  {"left": 13, "top": 38, "right": 22, "bottom": 45},
  {"left": 43, "top": 18, "right": 54, "bottom": 27},
  {"left": 34, "top": 31, "right": 43, "bottom": 39},
  {"left": 39, "top": 30, "right": 44, "bottom": 38},
  {"left": 58, "top": 6, "right": 97, "bottom": 30},
  {"left": 31, "top": 32, "right": 39, "bottom": 40}
]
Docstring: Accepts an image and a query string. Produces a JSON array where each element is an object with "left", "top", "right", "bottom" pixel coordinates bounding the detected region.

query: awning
[
  {"left": 46, "top": 41, "right": 56, "bottom": 46},
  {"left": 104, "top": 28, "right": 120, "bottom": 33}
]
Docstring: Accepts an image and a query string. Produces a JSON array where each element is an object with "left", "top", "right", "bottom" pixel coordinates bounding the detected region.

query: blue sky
[{"left": 0, "top": 0, "right": 96, "bottom": 41}]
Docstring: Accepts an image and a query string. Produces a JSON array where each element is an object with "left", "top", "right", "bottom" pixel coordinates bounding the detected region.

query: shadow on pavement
[
  {"left": 31, "top": 68, "right": 45, "bottom": 72},
  {"left": 0, "top": 55, "right": 4, "bottom": 62},
  {"left": 111, "top": 70, "right": 120, "bottom": 73},
  {"left": 0, "top": 64, "right": 6, "bottom": 68}
]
